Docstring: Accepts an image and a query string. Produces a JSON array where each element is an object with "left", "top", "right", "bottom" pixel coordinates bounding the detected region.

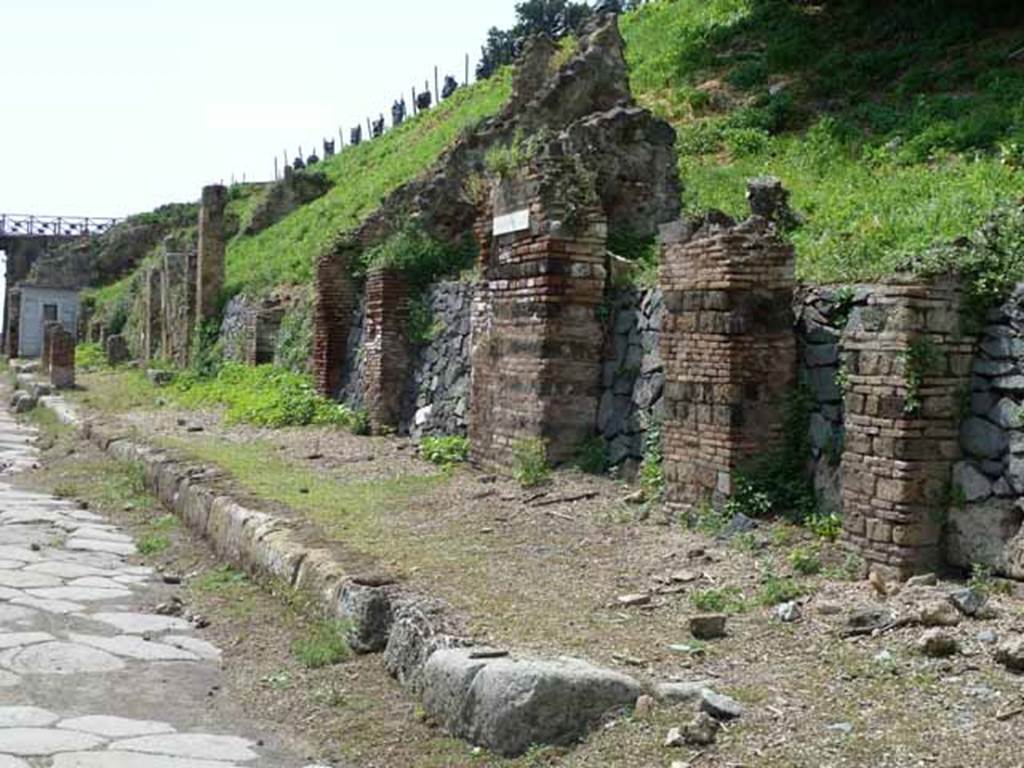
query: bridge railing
[{"left": 0, "top": 214, "right": 120, "bottom": 239}]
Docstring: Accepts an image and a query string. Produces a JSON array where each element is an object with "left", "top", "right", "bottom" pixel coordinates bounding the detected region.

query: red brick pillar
[
  {"left": 468, "top": 169, "right": 607, "bottom": 469},
  {"left": 363, "top": 268, "right": 410, "bottom": 434},
  {"left": 7, "top": 289, "right": 21, "bottom": 358},
  {"left": 659, "top": 219, "right": 797, "bottom": 507},
  {"left": 41, "top": 322, "right": 61, "bottom": 374},
  {"left": 313, "top": 247, "right": 359, "bottom": 397},
  {"left": 48, "top": 326, "right": 75, "bottom": 389},
  {"left": 196, "top": 184, "right": 227, "bottom": 327},
  {"left": 840, "top": 277, "right": 974, "bottom": 579}
]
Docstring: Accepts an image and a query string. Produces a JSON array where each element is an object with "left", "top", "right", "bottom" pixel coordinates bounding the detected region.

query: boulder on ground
[{"left": 422, "top": 648, "right": 642, "bottom": 756}]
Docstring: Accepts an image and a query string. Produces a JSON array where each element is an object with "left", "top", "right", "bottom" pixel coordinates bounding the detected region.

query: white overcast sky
[{"left": 0, "top": 0, "right": 518, "bottom": 218}]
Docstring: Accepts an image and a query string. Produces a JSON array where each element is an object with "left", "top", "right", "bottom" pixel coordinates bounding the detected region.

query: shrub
[
  {"left": 691, "top": 587, "right": 747, "bottom": 614},
  {"left": 358, "top": 225, "right": 475, "bottom": 287},
  {"left": 788, "top": 545, "right": 823, "bottom": 576},
  {"left": 574, "top": 436, "right": 608, "bottom": 475},
  {"left": 420, "top": 436, "right": 470, "bottom": 466},
  {"left": 172, "top": 363, "right": 366, "bottom": 430},
  {"left": 75, "top": 342, "right": 107, "bottom": 372},
  {"left": 758, "top": 571, "right": 804, "bottom": 606},
  {"left": 512, "top": 438, "right": 550, "bottom": 487},
  {"left": 638, "top": 422, "right": 664, "bottom": 500},
  {"left": 291, "top": 619, "right": 352, "bottom": 669}
]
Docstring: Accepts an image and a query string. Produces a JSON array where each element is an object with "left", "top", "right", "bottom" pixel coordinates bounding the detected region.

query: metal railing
[{"left": 0, "top": 214, "right": 120, "bottom": 238}]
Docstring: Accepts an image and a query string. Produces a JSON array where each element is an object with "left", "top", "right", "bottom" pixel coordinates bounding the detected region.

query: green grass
[
  {"left": 419, "top": 435, "right": 470, "bottom": 466},
  {"left": 160, "top": 437, "right": 444, "bottom": 543},
  {"left": 691, "top": 586, "right": 748, "bottom": 614},
  {"left": 172, "top": 363, "right": 368, "bottom": 430},
  {"left": 291, "top": 619, "right": 352, "bottom": 668},
  {"left": 224, "top": 72, "right": 511, "bottom": 296},
  {"left": 621, "top": 0, "right": 1024, "bottom": 282}
]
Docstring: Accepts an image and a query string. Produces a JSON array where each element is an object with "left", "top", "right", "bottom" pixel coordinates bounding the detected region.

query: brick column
[
  {"left": 48, "top": 326, "right": 75, "bottom": 389},
  {"left": 6, "top": 289, "right": 21, "bottom": 358},
  {"left": 659, "top": 219, "right": 797, "bottom": 507},
  {"left": 196, "top": 184, "right": 227, "bottom": 326},
  {"left": 313, "top": 248, "right": 358, "bottom": 397},
  {"left": 468, "top": 169, "right": 607, "bottom": 469},
  {"left": 840, "top": 277, "right": 974, "bottom": 579},
  {"left": 363, "top": 268, "right": 410, "bottom": 434},
  {"left": 41, "top": 322, "right": 60, "bottom": 374},
  {"left": 144, "top": 267, "right": 162, "bottom": 362}
]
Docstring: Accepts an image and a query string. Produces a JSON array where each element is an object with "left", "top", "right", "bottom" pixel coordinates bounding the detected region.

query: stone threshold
[{"left": 14, "top": 371, "right": 673, "bottom": 758}]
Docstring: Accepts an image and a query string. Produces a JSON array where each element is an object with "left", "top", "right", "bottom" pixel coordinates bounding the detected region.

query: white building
[{"left": 17, "top": 285, "right": 79, "bottom": 358}]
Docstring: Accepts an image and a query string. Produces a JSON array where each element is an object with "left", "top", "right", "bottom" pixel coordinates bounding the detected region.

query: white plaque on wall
[{"left": 493, "top": 208, "right": 530, "bottom": 236}]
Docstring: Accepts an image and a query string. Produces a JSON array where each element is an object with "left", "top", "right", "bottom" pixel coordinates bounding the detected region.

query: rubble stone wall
[{"left": 363, "top": 269, "right": 411, "bottom": 434}]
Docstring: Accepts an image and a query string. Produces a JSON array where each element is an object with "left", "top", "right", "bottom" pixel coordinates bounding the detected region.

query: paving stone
[
  {"left": 109, "top": 733, "right": 259, "bottom": 761},
  {"left": 11, "top": 597, "right": 85, "bottom": 615},
  {"left": 86, "top": 613, "right": 191, "bottom": 635},
  {"left": 0, "top": 727, "right": 105, "bottom": 755},
  {"left": 25, "top": 586, "right": 132, "bottom": 603},
  {"left": 0, "top": 632, "right": 54, "bottom": 650},
  {"left": 52, "top": 752, "right": 239, "bottom": 768},
  {"left": 0, "top": 571, "right": 63, "bottom": 589},
  {"left": 68, "top": 634, "right": 198, "bottom": 662},
  {"left": 0, "top": 705, "right": 59, "bottom": 727},
  {"left": 57, "top": 715, "right": 175, "bottom": 738},
  {"left": 4, "top": 641, "right": 127, "bottom": 675}
]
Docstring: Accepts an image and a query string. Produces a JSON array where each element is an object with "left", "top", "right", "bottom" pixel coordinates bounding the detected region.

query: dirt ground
[{"left": 34, "top": 368, "right": 1024, "bottom": 767}]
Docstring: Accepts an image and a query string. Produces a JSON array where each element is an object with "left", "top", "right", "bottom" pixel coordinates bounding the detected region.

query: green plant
[
  {"left": 512, "top": 438, "right": 551, "bottom": 488},
  {"left": 407, "top": 293, "right": 443, "bottom": 345},
  {"left": 359, "top": 225, "right": 476, "bottom": 287},
  {"left": 724, "top": 476, "right": 773, "bottom": 519},
  {"left": 172, "top": 363, "right": 366, "bottom": 430},
  {"left": 137, "top": 533, "right": 171, "bottom": 556},
  {"left": 788, "top": 545, "right": 823, "bottom": 575},
  {"left": 274, "top": 297, "right": 314, "bottom": 373},
  {"left": 484, "top": 134, "right": 529, "bottom": 178},
  {"left": 638, "top": 422, "right": 664, "bottom": 500},
  {"left": 758, "top": 570, "right": 805, "bottom": 606},
  {"left": 291, "top": 619, "right": 352, "bottom": 669},
  {"left": 900, "top": 337, "right": 942, "bottom": 416},
  {"left": 75, "top": 342, "right": 107, "bottom": 371},
  {"left": 806, "top": 509, "right": 843, "bottom": 541},
  {"left": 420, "top": 435, "right": 470, "bottom": 466},
  {"left": 693, "top": 499, "right": 730, "bottom": 535},
  {"left": 968, "top": 562, "right": 1012, "bottom": 597},
  {"left": 691, "top": 586, "right": 747, "bottom": 614},
  {"left": 574, "top": 436, "right": 608, "bottom": 475}
]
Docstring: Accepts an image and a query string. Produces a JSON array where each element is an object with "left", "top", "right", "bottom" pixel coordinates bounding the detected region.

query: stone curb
[{"left": 21, "top": 376, "right": 646, "bottom": 757}]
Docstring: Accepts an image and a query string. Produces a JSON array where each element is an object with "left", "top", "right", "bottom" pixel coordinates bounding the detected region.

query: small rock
[
  {"left": 654, "top": 681, "right": 711, "bottom": 703},
  {"left": 720, "top": 512, "right": 758, "bottom": 538},
  {"left": 617, "top": 593, "right": 651, "bottom": 607},
  {"left": 185, "top": 422, "right": 204, "bottom": 432},
  {"left": 191, "top": 614, "right": 210, "bottom": 629},
  {"left": 664, "top": 727, "right": 684, "bottom": 748},
  {"left": 689, "top": 613, "right": 727, "bottom": 640},
  {"left": 162, "top": 574, "right": 182, "bottom": 585},
  {"left": 686, "top": 547, "right": 706, "bottom": 559},
  {"left": 775, "top": 601, "right": 802, "bottom": 623},
  {"left": 907, "top": 573, "right": 938, "bottom": 588},
  {"left": 918, "top": 600, "right": 961, "bottom": 627},
  {"left": 948, "top": 588, "right": 987, "bottom": 618},
  {"left": 826, "top": 722, "right": 853, "bottom": 735},
  {"left": 977, "top": 629, "right": 999, "bottom": 644},
  {"left": 468, "top": 647, "right": 509, "bottom": 660},
  {"left": 700, "top": 689, "right": 743, "bottom": 721},
  {"left": 154, "top": 601, "right": 183, "bottom": 617},
  {"left": 681, "top": 711, "right": 720, "bottom": 745},
  {"left": 873, "top": 649, "right": 893, "bottom": 664},
  {"left": 633, "top": 694, "right": 654, "bottom": 719},
  {"left": 621, "top": 490, "right": 646, "bottom": 505},
  {"left": 669, "top": 570, "right": 699, "bottom": 583},
  {"left": 847, "top": 607, "right": 894, "bottom": 631},
  {"left": 995, "top": 637, "right": 1024, "bottom": 671},
  {"left": 918, "top": 629, "right": 959, "bottom": 658}
]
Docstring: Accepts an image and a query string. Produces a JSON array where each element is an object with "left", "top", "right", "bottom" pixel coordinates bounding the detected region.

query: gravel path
[{"left": 0, "top": 404, "right": 323, "bottom": 768}]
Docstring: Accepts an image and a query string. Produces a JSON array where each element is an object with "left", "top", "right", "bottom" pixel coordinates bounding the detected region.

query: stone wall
[
  {"left": 363, "top": 269, "right": 411, "bottom": 434},
  {"left": 196, "top": 184, "right": 227, "bottom": 326},
  {"left": 220, "top": 295, "right": 286, "bottom": 366},
  {"left": 404, "top": 281, "right": 473, "bottom": 439},
  {"left": 599, "top": 287, "right": 664, "bottom": 469},
  {"left": 338, "top": 295, "right": 367, "bottom": 409},
  {"left": 314, "top": 248, "right": 359, "bottom": 398},
  {"left": 659, "top": 215, "right": 797, "bottom": 507},
  {"left": 947, "top": 286, "right": 1024, "bottom": 578}
]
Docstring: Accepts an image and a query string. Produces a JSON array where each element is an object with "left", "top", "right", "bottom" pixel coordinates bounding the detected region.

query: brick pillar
[
  {"left": 48, "top": 326, "right": 75, "bottom": 389},
  {"left": 363, "top": 268, "right": 410, "bottom": 434},
  {"left": 659, "top": 219, "right": 797, "bottom": 507},
  {"left": 6, "top": 289, "right": 20, "bottom": 358},
  {"left": 144, "top": 267, "right": 162, "bottom": 362},
  {"left": 468, "top": 169, "right": 607, "bottom": 469},
  {"left": 41, "top": 322, "right": 63, "bottom": 374},
  {"left": 196, "top": 184, "right": 227, "bottom": 326},
  {"left": 840, "top": 277, "right": 974, "bottom": 579},
  {"left": 313, "top": 247, "right": 358, "bottom": 397}
]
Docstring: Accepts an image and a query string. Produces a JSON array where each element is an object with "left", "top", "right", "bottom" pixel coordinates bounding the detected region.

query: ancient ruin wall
[
  {"left": 314, "top": 248, "right": 358, "bottom": 398},
  {"left": 659, "top": 218, "right": 797, "bottom": 507},
  {"left": 839, "top": 278, "right": 974, "bottom": 578},
  {"left": 196, "top": 184, "right": 227, "bottom": 327}
]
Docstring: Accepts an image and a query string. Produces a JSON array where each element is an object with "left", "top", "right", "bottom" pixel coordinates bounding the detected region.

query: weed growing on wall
[
  {"left": 173, "top": 363, "right": 367, "bottom": 431},
  {"left": 899, "top": 337, "right": 941, "bottom": 416},
  {"left": 574, "top": 436, "right": 609, "bottom": 475},
  {"left": 407, "top": 293, "right": 443, "bottom": 346},
  {"left": 608, "top": 229, "right": 660, "bottom": 288},
  {"left": 274, "top": 297, "right": 314, "bottom": 373},
  {"left": 638, "top": 420, "right": 665, "bottom": 500},
  {"left": 419, "top": 436, "right": 470, "bottom": 467},
  {"left": 359, "top": 225, "right": 476, "bottom": 287},
  {"left": 512, "top": 438, "right": 551, "bottom": 488}
]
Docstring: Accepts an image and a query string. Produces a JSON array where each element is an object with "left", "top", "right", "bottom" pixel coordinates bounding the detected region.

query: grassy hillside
[
  {"left": 224, "top": 72, "right": 512, "bottom": 296},
  {"left": 622, "top": 0, "right": 1024, "bottom": 281}
]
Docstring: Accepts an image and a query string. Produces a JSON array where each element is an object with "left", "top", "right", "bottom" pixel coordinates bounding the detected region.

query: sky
[{"left": 0, "top": 0, "right": 518, "bottom": 219}]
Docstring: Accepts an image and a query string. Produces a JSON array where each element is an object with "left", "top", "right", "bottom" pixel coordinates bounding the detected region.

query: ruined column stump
[
  {"left": 196, "top": 184, "right": 227, "bottom": 328},
  {"left": 48, "top": 326, "right": 75, "bottom": 389},
  {"left": 469, "top": 167, "right": 607, "bottom": 470},
  {"left": 144, "top": 267, "right": 163, "bottom": 362},
  {"left": 840, "top": 277, "right": 974, "bottom": 578},
  {"left": 659, "top": 218, "right": 797, "bottom": 508},
  {"left": 313, "top": 246, "right": 358, "bottom": 398},
  {"left": 363, "top": 268, "right": 410, "bottom": 434}
]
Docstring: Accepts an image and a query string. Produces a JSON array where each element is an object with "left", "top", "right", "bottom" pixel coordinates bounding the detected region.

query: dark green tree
[{"left": 476, "top": 0, "right": 593, "bottom": 80}]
